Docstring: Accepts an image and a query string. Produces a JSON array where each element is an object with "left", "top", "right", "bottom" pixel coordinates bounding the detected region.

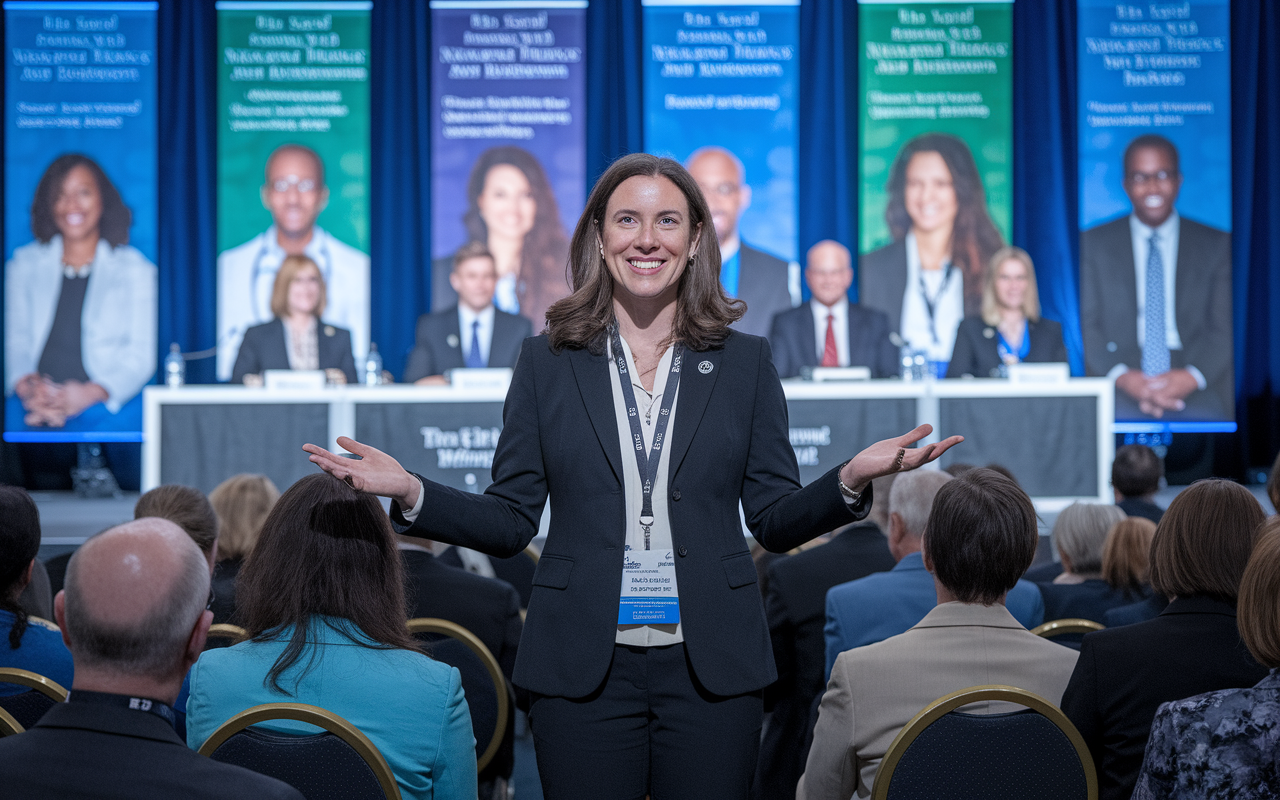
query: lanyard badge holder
[{"left": 611, "top": 328, "right": 684, "bottom": 626}]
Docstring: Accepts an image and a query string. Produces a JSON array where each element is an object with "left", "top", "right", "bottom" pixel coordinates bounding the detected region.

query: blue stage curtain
[
  {"left": 370, "top": 0, "right": 433, "bottom": 380},
  {"left": 586, "top": 0, "right": 645, "bottom": 184}
]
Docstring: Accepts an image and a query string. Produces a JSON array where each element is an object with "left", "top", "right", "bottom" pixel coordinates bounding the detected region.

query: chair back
[
  {"left": 1032, "top": 618, "right": 1105, "bottom": 638},
  {"left": 407, "top": 617, "right": 510, "bottom": 773},
  {"left": 197, "top": 702, "right": 401, "bottom": 800},
  {"left": 0, "top": 667, "right": 69, "bottom": 732},
  {"left": 872, "top": 685, "right": 1097, "bottom": 800},
  {"left": 205, "top": 623, "right": 249, "bottom": 650}
]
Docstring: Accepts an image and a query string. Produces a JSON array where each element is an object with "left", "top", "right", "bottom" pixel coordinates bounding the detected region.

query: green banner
[
  {"left": 214, "top": 1, "right": 371, "bottom": 381},
  {"left": 856, "top": 1, "right": 1013, "bottom": 368}
]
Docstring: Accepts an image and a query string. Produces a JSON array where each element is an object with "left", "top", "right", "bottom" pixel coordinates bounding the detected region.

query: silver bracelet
[{"left": 837, "top": 461, "right": 863, "bottom": 504}]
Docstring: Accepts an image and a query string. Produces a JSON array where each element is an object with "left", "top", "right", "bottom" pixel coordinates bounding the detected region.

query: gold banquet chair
[
  {"left": 0, "top": 667, "right": 69, "bottom": 734},
  {"left": 872, "top": 685, "right": 1097, "bottom": 800},
  {"left": 197, "top": 702, "right": 401, "bottom": 800},
  {"left": 204, "top": 623, "right": 250, "bottom": 650},
  {"left": 1031, "top": 618, "right": 1106, "bottom": 639}
]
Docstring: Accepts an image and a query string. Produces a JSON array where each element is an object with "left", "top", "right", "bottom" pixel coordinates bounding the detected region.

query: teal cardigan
[{"left": 186, "top": 616, "right": 476, "bottom": 800}]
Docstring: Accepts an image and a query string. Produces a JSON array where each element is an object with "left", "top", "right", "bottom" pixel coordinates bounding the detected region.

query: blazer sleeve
[
  {"left": 402, "top": 316, "right": 437, "bottom": 383},
  {"left": 230, "top": 327, "right": 263, "bottom": 384},
  {"left": 797, "top": 653, "right": 861, "bottom": 800},
  {"left": 430, "top": 668, "right": 479, "bottom": 799},
  {"left": 336, "top": 330, "right": 358, "bottom": 384},
  {"left": 767, "top": 312, "right": 799, "bottom": 380},
  {"left": 1129, "top": 702, "right": 1180, "bottom": 800},
  {"left": 945, "top": 319, "right": 980, "bottom": 378},
  {"left": 869, "top": 309, "right": 901, "bottom": 379},
  {"left": 1060, "top": 634, "right": 1105, "bottom": 767}
]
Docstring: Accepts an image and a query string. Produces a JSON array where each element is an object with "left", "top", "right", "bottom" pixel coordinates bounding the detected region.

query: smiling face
[
  {"left": 1123, "top": 145, "right": 1182, "bottom": 228},
  {"left": 806, "top": 241, "right": 854, "bottom": 307},
  {"left": 263, "top": 149, "right": 327, "bottom": 238},
  {"left": 450, "top": 255, "right": 498, "bottom": 313},
  {"left": 993, "top": 257, "right": 1029, "bottom": 312},
  {"left": 903, "top": 151, "right": 958, "bottom": 237},
  {"left": 287, "top": 264, "right": 322, "bottom": 317},
  {"left": 477, "top": 164, "right": 536, "bottom": 243},
  {"left": 686, "top": 149, "right": 749, "bottom": 247},
  {"left": 53, "top": 165, "right": 104, "bottom": 245},
  {"left": 598, "top": 175, "right": 701, "bottom": 312}
]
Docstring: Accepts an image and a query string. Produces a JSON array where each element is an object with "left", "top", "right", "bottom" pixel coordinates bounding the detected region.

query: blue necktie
[
  {"left": 1141, "top": 233, "right": 1170, "bottom": 376},
  {"left": 465, "top": 319, "right": 484, "bottom": 369}
]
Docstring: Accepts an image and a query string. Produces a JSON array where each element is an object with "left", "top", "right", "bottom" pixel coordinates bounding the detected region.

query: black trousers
[{"left": 529, "top": 643, "right": 764, "bottom": 800}]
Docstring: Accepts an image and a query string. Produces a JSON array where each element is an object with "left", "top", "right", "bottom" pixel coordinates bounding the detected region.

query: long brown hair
[
  {"left": 30, "top": 153, "right": 132, "bottom": 248},
  {"left": 884, "top": 133, "right": 1006, "bottom": 316},
  {"left": 545, "top": 153, "right": 744, "bottom": 354},
  {"left": 235, "top": 473, "right": 420, "bottom": 694}
]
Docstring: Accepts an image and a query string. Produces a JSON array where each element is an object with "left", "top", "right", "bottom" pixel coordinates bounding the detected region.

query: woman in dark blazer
[
  {"left": 947, "top": 246, "right": 1068, "bottom": 378},
  {"left": 231, "top": 254, "right": 357, "bottom": 384},
  {"left": 1061, "top": 480, "right": 1270, "bottom": 800},
  {"left": 305, "top": 153, "right": 961, "bottom": 799}
]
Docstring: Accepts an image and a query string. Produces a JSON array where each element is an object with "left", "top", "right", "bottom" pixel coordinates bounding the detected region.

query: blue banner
[
  {"left": 1077, "top": 0, "right": 1233, "bottom": 428},
  {"left": 642, "top": 0, "right": 801, "bottom": 337},
  {"left": 429, "top": 0, "right": 588, "bottom": 330},
  {"left": 4, "top": 1, "right": 158, "bottom": 442}
]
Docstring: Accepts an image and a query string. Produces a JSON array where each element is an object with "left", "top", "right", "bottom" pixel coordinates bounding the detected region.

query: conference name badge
[{"left": 618, "top": 548, "right": 680, "bottom": 625}]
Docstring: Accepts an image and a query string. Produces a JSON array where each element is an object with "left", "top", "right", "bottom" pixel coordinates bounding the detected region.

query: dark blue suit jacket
[
  {"left": 393, "top": 332, "right": 868, "bottom": 699},
  {"left": 767, "top": 302, "right": 900, "bottom": 379},
  {"left": 401, "top": 305, "right": 533, "bottom": 383}
]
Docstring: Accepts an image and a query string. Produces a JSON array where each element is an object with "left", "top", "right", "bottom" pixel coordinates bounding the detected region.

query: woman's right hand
[{"left": 303, "top": 436, "right": 422, "bottom": 510}]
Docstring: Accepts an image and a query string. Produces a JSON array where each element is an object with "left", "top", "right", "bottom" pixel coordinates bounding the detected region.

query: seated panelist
[
  {"left": 769, "top": 240, "right": 899, "bottom": 379},
  {"left": 946, "top": 246, "right": 1067, "bottom": 378},
  {"left": 231, "top": 254, "right": 357, "bottom": 385},
  {"left": 403, "top": 242, "right": 533, "bottom": 385}
]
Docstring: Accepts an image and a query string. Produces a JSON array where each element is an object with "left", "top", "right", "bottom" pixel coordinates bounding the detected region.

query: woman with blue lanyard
[
  {"left": 947, "top": 246, "right": 1069, "bottom": 379},
  {"left": 304, "top": 153, "right": 962, "bottom": 800}
]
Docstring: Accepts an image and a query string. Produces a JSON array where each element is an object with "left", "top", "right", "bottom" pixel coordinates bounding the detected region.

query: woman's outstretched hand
[
  {"left": 303, "top": 436, "right": 422, "bottom": 510},
  {"left": 840, "top": 424, "right": 963, "bottom": 492}
]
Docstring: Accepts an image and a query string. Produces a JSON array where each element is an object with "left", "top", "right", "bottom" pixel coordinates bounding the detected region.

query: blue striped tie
[
  {"left": 465, "top": 319, "right": 484, "bottom": 369},
  {"left": 1141, "top": 233, "right": 1170, "bottom": 376}
]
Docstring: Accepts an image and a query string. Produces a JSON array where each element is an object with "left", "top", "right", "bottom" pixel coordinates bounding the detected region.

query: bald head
[
  {"left": 62, "top": 518, "right": 211, "bottom": 681},
  {"left": 686, "top": 146, "right": 750, "bottom": 247},
  {"left": 805, "top": 240, "right": 854, "bottom": 307}
]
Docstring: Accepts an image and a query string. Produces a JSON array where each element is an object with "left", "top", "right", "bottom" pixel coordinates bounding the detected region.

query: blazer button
[
  {"left": 678, "top": 546, "right": 688, "bottom": 557},
  {"left": 672, "top": 489, "right": 681, "bottom": 501}
]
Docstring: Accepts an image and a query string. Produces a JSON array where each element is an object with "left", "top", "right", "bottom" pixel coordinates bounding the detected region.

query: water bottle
[
  {"left": 164, "top": 343, "right": 185, "bottom": 387},
  {"left": 900, "top": 344, "right": 915, "bottom": 381},
  {"left": 363, "top": 343, "right": 383, "bottom": 386}
]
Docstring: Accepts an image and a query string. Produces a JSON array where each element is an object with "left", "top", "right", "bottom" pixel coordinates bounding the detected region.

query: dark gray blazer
[
  {"left": 945, "top": 315, "right": 1069, "bottom": 378},
  {"left": 1079, "top": 215, "right": 1233, "bottom": 420},
  {"left": 733, "top": 242, "right": 794, "bottom": 338},
  {"left": 767, "top": 302, "right": 900, "bottom": 379},
  {"left": 0, "top": 700, "right": 303, "bottom": 799},
  {"left": 230, "top": 318, "right": 357, "bottom": 384},
  {"left": 402, "top": 305, "right": 533, "bottom": 383}
]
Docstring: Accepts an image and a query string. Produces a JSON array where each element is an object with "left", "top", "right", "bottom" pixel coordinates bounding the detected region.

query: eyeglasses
[
  {"left": 267, "top": 175, "right": 319, "bottom": 194},
  {"left": 699, "top": 182, "right": 740, "bottom": 197},
  {"left": 1127, "top": 170, "right": 1177, "bottom": 186}
]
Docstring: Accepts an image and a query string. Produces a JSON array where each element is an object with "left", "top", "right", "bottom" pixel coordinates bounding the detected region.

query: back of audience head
[
  {"left": 1149, "top": 479, "right": 1265, "bottom": 604},
  {"left": 1238, "top": 517, "right": 1280, "bottom": 668},
  {"left": 135, "top": 484, "right": 219, "bottom": 569},
  {"left": 923, "top": 468, "right": 1037, "bottom": 605},
  {"left": 235, "top": 473, "right": 418, "bottom": 693},
  {"left": 0, "top": 487, "right": 42, "bottom": 649},
  {"left": 1101, "top": 517, "right": 1157, "bottom": 592},
  {"left": 208, "top": 474, "right": 280, "bottom": 562},
  {"left": 1112, "top": 444, "right": 1162, "bottom": 501},
  {"left": 1052, "top": 502, "right": 1127, "bottom": 577},
  {"left": 887, "top": 469, "right": 953, "bottom": 560},
  {"left": 58, "top": 518, "right": 212, "bottom": 693}
]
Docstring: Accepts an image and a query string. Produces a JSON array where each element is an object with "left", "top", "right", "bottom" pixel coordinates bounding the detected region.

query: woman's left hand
[{"left": 840, "top": 424, "right": 963, "bottom": 491}]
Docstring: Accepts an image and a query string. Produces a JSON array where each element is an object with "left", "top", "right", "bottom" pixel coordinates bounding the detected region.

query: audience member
[
  {"left": 16, "top": 558, "right": 52, "bottom": 621},
  {"left": 798, "top": 469, "right": 1079, "bottom": 800},
  {"left": 1112, "top": 444, "right": 1165, "bottom": 523},
  {"left": 186, "top": 473, "right": 476, "bottom": 800},
  {"left": 754, "top": 478, "right": 898, "bottom": 800},
  {"left": 1132, "top": 515, "right": 1280, "bottom": 799},
  {"left": 0, "top": 518, "right": 302, "bottom": 799},
  {"left": 135, "top": 484, "right": 219, "bottom": 570},
  {"left": 1101, "top": 517, "right": 1169, "bottom": 627},
  {"left": 1061, "top": 479, "right": 1269, "bottom": 800},
  {"left": 1037, "top": 503, "right": 1146, "bottom": 627},
  {"left": 437, "top": 545, "right": 537, "bottom": 609},
  {"left": 1268, "top": 448, "right": 1280, "bottom": 514},
  {"left": 207, "top": 474, "right": 279, "bottom": 625},
  {"left": 0, "top": 486, "right": 73, "bottom": 694},
  {"left": 824, "top": 469, "right": 1045, "bottom": 680}
]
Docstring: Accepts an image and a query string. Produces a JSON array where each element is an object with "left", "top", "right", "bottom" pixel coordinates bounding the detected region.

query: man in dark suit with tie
[
  {"left": 404, "top": 242, "right": 533, "bottom": 384},
  {"left": 686, "top": 147, "right": 797, "bottom": 337},
  {"left": 0, "top": 518, "right": 302, "bottom": 799},
  {"left": 1079, "top": 134, "right": 1233, "bottom": 421},
  {"left": 768, "top": 240, "right": 900, "bottom": 379}
]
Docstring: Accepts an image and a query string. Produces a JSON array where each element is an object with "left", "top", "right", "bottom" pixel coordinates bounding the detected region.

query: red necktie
[{"left": 821, "top": 314, "right": 839, "bottom": 367}]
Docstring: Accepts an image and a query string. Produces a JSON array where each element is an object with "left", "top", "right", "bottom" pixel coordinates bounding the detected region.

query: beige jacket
[{"left": 797, "top": 601, "right": 1079, "bottom": 800}]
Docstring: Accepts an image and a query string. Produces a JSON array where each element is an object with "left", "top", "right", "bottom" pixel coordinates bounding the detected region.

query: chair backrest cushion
[
  {"left": 210, "top": 727, "right": 389, "bottom": 800},
  {"left": 419, "top": 635, "right": 497, "bottom": 752},
  {"left": 0, "top": 690, "right": 56, "bottom": 731},
  {"left": 886, "top": 709, "right": 1090, "bottom": 800}
]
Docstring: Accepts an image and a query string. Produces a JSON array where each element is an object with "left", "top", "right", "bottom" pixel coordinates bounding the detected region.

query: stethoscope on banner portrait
[{"left": 247, "top": 231, "right": 334, "bottom": 321}]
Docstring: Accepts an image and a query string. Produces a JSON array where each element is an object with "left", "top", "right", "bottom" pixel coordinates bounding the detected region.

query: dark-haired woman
[
  {"left": 431, "top": 145, "right": 571, "bottom": 327},
  {"left": 4, "top": 154, "right": 156, "bottom": 429},
  {"left": 185, "top": 473, "right": 476, "bottom": 800},
  {"left": 861, "top": 133, "right": 1005, "bottom": 376},
  {"left": 0, "top": 487, "right": 74, "bottom": 693},
  {"left": 307, "top": 152, "right": 961, "bottom": 798}
]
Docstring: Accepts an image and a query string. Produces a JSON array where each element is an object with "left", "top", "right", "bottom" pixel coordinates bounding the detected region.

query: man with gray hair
[
  {"left": 0, "top": 518, "right": 302, "bottom": 799},
  {"left": 823, "top": 468, "right": 1046, "bottom": 680}
]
